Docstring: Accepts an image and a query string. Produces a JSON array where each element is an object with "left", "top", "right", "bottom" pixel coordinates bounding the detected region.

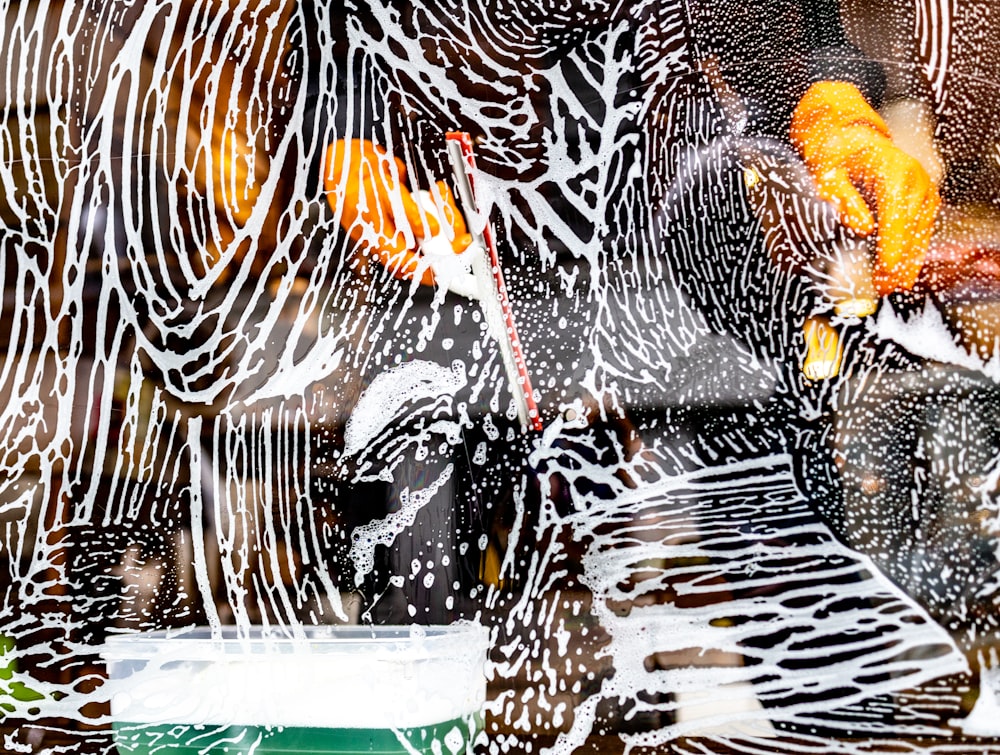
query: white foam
[
  {"left": 416, "top": 190, "right": 480, "bottom": 300},
  {"left": 343, "top": 360, "right": 467, "bottom": 457},
  {"left": 104, "top": 627, "right": 488, "bottom": 729},
  {"left": 873, "top": 300, "right": 1000, "bottom": 381}
]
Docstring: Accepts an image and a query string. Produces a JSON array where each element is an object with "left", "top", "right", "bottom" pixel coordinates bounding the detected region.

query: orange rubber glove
[
  {"left": 791, "top": 81, "right": 941, "bottom": 295},
  {"left": 323, "top": 138, "right": 471, "bottom": 286}
]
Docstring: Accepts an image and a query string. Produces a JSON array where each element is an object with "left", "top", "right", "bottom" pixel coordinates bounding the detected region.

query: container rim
[{"left": 100, "top": 623, "right": 490, "bottom": 661}]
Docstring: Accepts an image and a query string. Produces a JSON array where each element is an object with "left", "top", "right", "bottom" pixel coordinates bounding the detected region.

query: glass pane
[{"left": 3, "top": 0, "right": 1000, "bottom": 752}]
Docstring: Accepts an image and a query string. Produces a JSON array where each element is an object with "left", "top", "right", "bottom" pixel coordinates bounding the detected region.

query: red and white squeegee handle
[{"left": 445, "top": 131, "right": 543, "bottom": 432}]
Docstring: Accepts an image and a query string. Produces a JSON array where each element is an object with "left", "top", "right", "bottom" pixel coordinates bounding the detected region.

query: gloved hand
[
  {"left": 791, "top": 81, "right": 941, "bottom": 295},
  {"left": 323, "top": 138, "right": 471, "bottom": 286}
]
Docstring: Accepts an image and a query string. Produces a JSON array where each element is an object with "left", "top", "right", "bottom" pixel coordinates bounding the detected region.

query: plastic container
[{"left": 101, "top": 624, "right": 490, "bottom": 755}]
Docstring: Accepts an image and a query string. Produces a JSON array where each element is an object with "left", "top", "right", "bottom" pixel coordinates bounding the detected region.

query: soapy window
[{"left": 4, "top": 0, "right": 1000, "bottom": 752}]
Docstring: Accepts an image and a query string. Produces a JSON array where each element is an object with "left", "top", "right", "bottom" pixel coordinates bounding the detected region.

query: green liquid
[{"left": 112, "top": 716, "right": 481, "bottom": 755}]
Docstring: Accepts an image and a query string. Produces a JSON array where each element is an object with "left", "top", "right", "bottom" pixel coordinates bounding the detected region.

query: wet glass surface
[{"left": 4, "top": 0, "right": 1000, "bottom": 752}]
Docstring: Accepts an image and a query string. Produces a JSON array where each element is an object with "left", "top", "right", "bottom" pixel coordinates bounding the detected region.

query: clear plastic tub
[{"left": 101, "top": 624, "right": 490, "bottom": 755}]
